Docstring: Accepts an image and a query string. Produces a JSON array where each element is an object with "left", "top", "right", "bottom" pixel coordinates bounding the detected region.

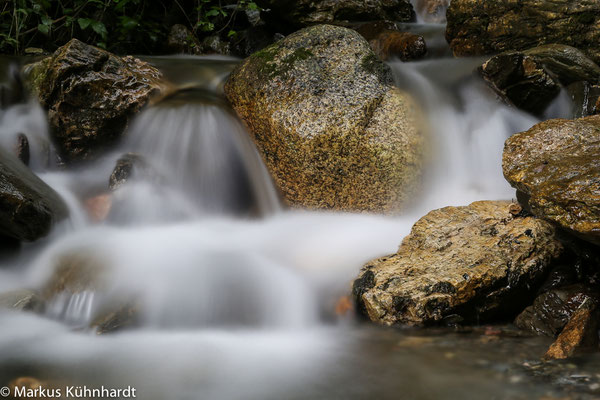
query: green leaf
[
  {"left": 78, "top": 18, "right": 93, "bottom": 30},
  {"left": 206, "top": 9, "right": 220, "bottom": 17},
  {"left": 90, "top": 21, "right": 108, "bottom": 39},
  {"left": 37, "top": 23, "right": 49, "bottom": 35}
]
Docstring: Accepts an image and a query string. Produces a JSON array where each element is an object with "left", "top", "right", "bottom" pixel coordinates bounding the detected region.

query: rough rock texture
[
  {"left": 543, "top": 297, "right": 599, "bottom": 360},
  {"left": 25, "top": 39, "right": 165, "bottom": 163},
  {"left": 369, "top": 30, "right": 427, "bottom": 61},
  {"left": 256, "top": 0, "right": 415, "bottom": 32},
  {"left": 446, "top": 0, "right": 600, "bottom": 64},
  {"left": 0, "top": 147, "right": 67, "bottom": 241},
  {"left": 353, "top": 201, "right": 563, "bottom": 325},
  {"left": 568, "top": 82, "right": 600, "bottom": 117},
  {"left": 480, "top": 45, "right": 600, "bottom": 115},
  {"left": 225, "top": 25, "right": 424, "bottom": 212},
  {"left": 515, "top": 285, "right": 598, "bottom": 337},
  {"left": 503, "top": 115, "right": 600, "bottom": 245},
  {"left": 109, "top": 153, "right": 148, "bottom": 191}
]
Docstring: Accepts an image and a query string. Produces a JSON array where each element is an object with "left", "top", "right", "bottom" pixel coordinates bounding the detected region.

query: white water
[{"left": 0, "top": 32, "right": 575, "bottom": 398}]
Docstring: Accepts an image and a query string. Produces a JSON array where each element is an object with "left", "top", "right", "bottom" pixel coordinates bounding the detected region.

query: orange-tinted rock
[{"left": 369, "top": 30, "right": 427, "bottom": 62}]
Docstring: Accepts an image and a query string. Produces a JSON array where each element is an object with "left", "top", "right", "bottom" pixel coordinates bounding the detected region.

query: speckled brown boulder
[
  {"left": 480, "top": 44, "right": 600, "bottom": 115},
  {"left": 446, "top": 0, "right": 600, "bottom": 64},
  {"left": 353, "top": 201, "right": 563, "bottom": 326},
  {"left": 225, "top": 25, "right": 424, "bottom": 212},
  {"left": 0, "top": 146, "right": 67, "bottom": 241},
  {"left": 25, "top": 39, "right": 165, "bottom": 163},
  {"left": 503, "top": 115, "right": 600, "bottom": 245}
]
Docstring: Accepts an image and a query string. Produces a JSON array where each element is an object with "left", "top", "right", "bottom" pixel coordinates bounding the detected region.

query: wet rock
[
  {"left": 0, "top": 289, "right": 40, "bottom": 311},
  {"left": 256, "top": 0, "right": 415, "bottom": 33},
  {"left": 369, "top": 30, "right": 427, "bottom": 61},
  {"left": 109, "top": 153, "right": 148, "bottom": 191},
  {"left": 480, "top": 45, "right": 600, "bottom": 115},
  {"left": 414, "top": 0, "right": 449, "bottom": 23},
  {"left": 24, "top": 39, "right": 165, "bottom": 163},
  {"left": 568, "top": 82, "right": 600, "bottom": 117},
  {"left": 503, "top": 115, "right": 600, "bottom": 245},
  {"left": 167, "top": 24, "right": 201, "bottom": 54},
  {"left": 14, "top": 133, "right": 29, "bottom": 166},
  {"left": 84, "top": 193, "right": 112, "bottom": 223},
  {"left": 0, "top": 146, "right": 68, "bottom": 241},
  {"left": 231, "top": 27, "right": 282, "bottom": 58},
  {"left": 446, "top": 0, "right": 600, "bottom": 64},
  {"left": 225, "top": 24, "right": 424, "bottom": 212},
  {"left": 515, "top": 285, "right": 599, "bottom": 337},
  {"left": 543, "top": 297, "right": 599, "bottom": 360},
  {"left": 353, "top": 201, "right": 563, "bottom": 325},
  {"left": 201, "top": 35, "right": 231, "bottom": 56}
]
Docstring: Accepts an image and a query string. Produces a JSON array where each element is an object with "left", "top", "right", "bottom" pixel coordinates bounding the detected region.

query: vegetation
[{"left": 0, "top": 0, "right": 260, "bottom": 55}]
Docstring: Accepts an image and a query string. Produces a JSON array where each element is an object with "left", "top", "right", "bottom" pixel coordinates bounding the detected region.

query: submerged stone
[{"left": 353, "top": 201, "right": 563, "bottom": 325}]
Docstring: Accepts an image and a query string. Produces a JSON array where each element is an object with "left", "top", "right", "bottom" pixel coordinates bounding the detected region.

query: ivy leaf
[
  {"left": 206, "top": 9, "right": 220, "bottom": 17},
  {"left": 90, "top": 21, "right": 108, "bottom": 39},
  {"left": 78, "top": 18, "right": 93, "bottom": 30}
]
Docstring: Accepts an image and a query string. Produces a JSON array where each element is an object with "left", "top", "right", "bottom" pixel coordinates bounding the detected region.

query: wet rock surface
[
  {"left": 24, "top": 39, "right": 165, "bottom": 163},
  {"left": 0, "top": 146, "right": 67, "bottom": 241},
  {"left": 167, "top": 24, "right": 202, "bottom": 55},
  {"left": 480, "top": 45, "right": 600, "bottom": 115},
  {"left": 369, "top": 30, "right": 427, "bottom": 62},
  {"left": 0, "top": 289, "right": 40, "bottom": 311},
  {"left": 109, "top": 153, "right": 149, "bottom": 191},
  {"left": 353, "top": 201, "right": 563, "bottom": 325},
  {"left": 446, "top": 0, "right": 600, "bottom": 64},
  {"left": 503, "top": 115, "right": 600, "bottom": 245},
  {"left": 225, "top": 24, "right": 424, "bottom": 212},
  {"left": 255, "top": 0, "right": 415, "bottom": 33},
  {"left": 414, "top": 0, "right": 449, "bottom": 23}
]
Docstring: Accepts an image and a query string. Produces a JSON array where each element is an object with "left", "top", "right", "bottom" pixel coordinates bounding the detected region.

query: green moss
[
  {"left": 361, "top": 53, "right": 386, "bottom": 76},
  {"left": 251, "top": 46, "right": 314, "bottom": 79}
]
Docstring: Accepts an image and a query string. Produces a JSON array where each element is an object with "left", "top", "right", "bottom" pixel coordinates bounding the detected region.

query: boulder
[
  {"left": 446, "top": 0, "right": 600, "bottom": 64},
  {"left": 225, "top": 24, "right": 424, "bottom": 212},
  {"left": 480, "top": 44, "right": 600, "bottom": 115},
  {"left": 255, "top": 0, "right": 415, "bottom": 33},
  {"left": 369, "top": 30, "right": 427, "bottom": 62},
  {"left": 503, "top": 115, "right": 600, "bottom": 245},
  {"left": 353, "top": 201, "right": 563, "bottom": 325},
  {"left": 0, "top": 147, "right": 67, "bottom": 241},
  {"left": 24, "top": 39, "right": 165, "bottom": 163},
  {"left": 568, "top": 82, "right": 600, "bottom": 117},
  {"left": 167, "top": 24, "right": 201, "bottom": 54}
]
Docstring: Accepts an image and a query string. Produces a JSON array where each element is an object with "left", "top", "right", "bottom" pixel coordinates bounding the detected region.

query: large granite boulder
[
  {"left": 480, "top": 44, "right": 600, "bottom": 115},
  {"left": 353, "top": 201, "right": 563, "bottom": 325},
  {"left": 24, "top": 39, "right": 165, "bottom": 163},
  {"left": 503, "top": 115, "right": 600, "bottom": 245},
  {"left": 256, "top": 0, "right": 415, "bottom": 32},
  {"left": 0, "top": 147, "right": 67, "bottom": 241},
  {"left": 225, "top": 24, "right": 424, "bottom": 212},
  {"left": 446, "top": 0, "right": 600, "bottom": 64}
]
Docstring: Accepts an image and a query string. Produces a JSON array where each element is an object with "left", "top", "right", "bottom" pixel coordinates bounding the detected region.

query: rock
[
  {"left": 109, "top": 153, "right": 149, "bottom": 191},
  {"left": 0, "top": 146, "right": 68, "bottom": 241},
  {"left": 369, "top": 30, "right": 427, "bottom": 61},
  {"left": 480, "top": 45, "right": 600, "bottom": 115},
  {"left": 256, "top": 0, "right": 415, "bottom": 33},
  {"left": 414, "top": 0, "right": 449, "bottom": 23},
  {"left": 353, "top": 201, "right": 563, "bottom": 325},
  {"left": 14, "top": 133, "right": 29, "bottom": 165},
  {"left": 568, "top": 81, "right": 600, "bottom": 117},
  {"left": 446, "top": 0, "right": 600, "bottom": 64},
  {"left": 167, "top": 24, "right": 201, "bottom": 54},
  {"left": 24, "top": 39, "right": 165, "bottom": 163},
  {"left": 84, "top": 193, "right": 112, "bottom": 223},
  {"left": 0, "top": 289, "right": 40, "bottom": 311},
  {"left": 201, "top": 35, "right": 231, "bottom": 56},
  {"left": 231, "top": 27, "right": 282, "bottom": 58},
  {"left": 225, "top": 24, "right": 424, "bottom": 212},
  {"left": 543, "top": 297, "right": 599, "bottom": 360},
  {"left": 503, "top": 115, "right": 600, "bottom": 245},
  {"left": 515, "top": 285, "right": 598, "bottom": 337}
]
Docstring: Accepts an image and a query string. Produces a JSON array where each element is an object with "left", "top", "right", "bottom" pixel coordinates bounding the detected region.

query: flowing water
[{"left": 0, "top": 21, "right": 598, "bottom": 400}]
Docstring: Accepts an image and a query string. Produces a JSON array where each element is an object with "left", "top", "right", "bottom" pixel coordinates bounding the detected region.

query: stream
[{"left": 0, "top": 20, "right": 598, "bottom": 400}]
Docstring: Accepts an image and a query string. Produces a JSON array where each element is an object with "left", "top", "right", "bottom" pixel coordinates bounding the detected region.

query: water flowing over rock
[
  {"left": 503, "top": 115, "right": 600, "bottom": 245},
  {"left": 480, "top": 45, "right": 600, "bottom": 115},
  {"left": 24, "top": 39, "right": 165, "bottom": 163},
  {"left": 0, "top": 146, "right": 67, "bottom": 241},
  {"left": 225, "top": 24, "right": 424, "bottom": 212},
  {"left": 413, "top": 0, "right": 449, "bottom": 23},
  {"left": 369, "top": 30, "right": 427, "bottom": 62},
  {"left": 445, "top": 0, "right": 600, "bottom": 64},
  {"left": 255, "top": 0, "right": 415, "bottom": 32},
  {"left": 353, "top": 201, "right": 563, "bottom": 326}
]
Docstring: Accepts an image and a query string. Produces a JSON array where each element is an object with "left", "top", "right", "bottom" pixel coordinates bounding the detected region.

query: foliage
[{"left": 0, "top": 0, "right": 260, "bottom": 54}]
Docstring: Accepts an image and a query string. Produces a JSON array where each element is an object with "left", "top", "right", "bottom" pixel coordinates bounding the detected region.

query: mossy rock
[{"left": 225, "top": 24, "right": 425, "bottom": 212}]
